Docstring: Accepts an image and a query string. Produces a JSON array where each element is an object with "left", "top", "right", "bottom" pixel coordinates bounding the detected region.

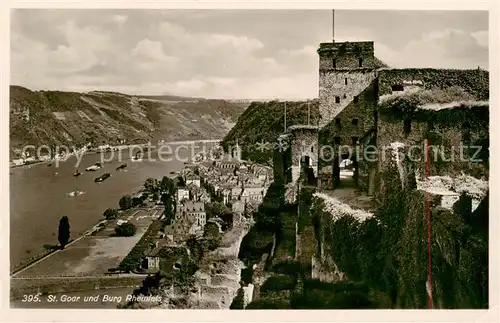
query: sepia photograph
[{"left": 7, "top": 7, "right": 490, "bottom": 312}]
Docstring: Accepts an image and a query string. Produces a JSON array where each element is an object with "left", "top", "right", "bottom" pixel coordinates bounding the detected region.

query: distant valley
[{"left": 9, "top": 85, "right": 249, "bottom": 157}]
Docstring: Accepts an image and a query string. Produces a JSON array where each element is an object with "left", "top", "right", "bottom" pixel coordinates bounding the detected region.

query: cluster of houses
[
  {"left": 9, "top": 141, "right": 153, "bottom": 167},
  {"left": 197, "top": 158, "right": 272, "bottom": 207},
  {"left": 10, "top": 152, "right": 45, "bottom": 166},
  {"left": 143, "top": 149, "right": 273, "bottom": 273}
]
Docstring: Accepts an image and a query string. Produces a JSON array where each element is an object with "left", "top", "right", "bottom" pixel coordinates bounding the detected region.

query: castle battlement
[
  {"left": 317, "top": 41, "right": 375, "bottom": 58},
  {"left": 286, "top": 125, "right": 320, "bottom": 133}
]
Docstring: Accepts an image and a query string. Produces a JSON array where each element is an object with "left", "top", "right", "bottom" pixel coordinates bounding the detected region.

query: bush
[
  {"left": 203, "top": 222, "right": 222, "bottom": 251},
  {"left": 103, "top": 208, "right": 119, "bottom": 220},
  {"left": 241, "top": 265, "right": 254, "bottom": 284},
  {"left": 119, "top": 195, "right": 133, "bottom": 210},
  {"left": 291, "top": 280, "right": 377, "bottom": 309},
  {"left": 238, "top": 228, "right": 274, "bottom": 263},
  {"left": 230, "top": 288, "right": 245, "bottom": 309},
  {"left": 132, "top": 196, "right": 145, "bottom": 207},
  {"left": 272, "top": 261, "right": 306, "bottom": 276},
  {"left": 115, "top": 222, "right": 137, "bottom": 237},
  {"left": 291, "top": 289, "right": 375, "bottom": 309},
  {"left": 261, "top": 275, "right": 295, "bottom": 293}
]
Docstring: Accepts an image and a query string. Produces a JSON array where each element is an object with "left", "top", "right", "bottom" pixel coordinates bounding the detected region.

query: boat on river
[
  {"left": 95, "top": 173, "right": 111, "bottom": 183},
  {"left": 131, "top": 151, "right": 142, "bottom": 162},
  {"left": 86, "top": 162, "right": 102, "bottom": 172},
  {"left": 116, "top": 163, "right": 127, "bottom": 170},
  {"left": 67, "top": 191, "right": 85, "bottom": 197}
]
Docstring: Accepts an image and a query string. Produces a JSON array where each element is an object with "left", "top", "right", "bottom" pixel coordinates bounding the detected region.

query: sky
[{"left": 11, "top": 9, "right": 489, "bottom": 100}]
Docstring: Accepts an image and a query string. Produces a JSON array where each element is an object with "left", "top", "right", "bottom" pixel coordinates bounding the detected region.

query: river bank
[
  {"left": 10, "top": 139, "right": 221, "bottom": 169},
  {"left": 10, "top": 142, "right": 215, "bottom": 267}
]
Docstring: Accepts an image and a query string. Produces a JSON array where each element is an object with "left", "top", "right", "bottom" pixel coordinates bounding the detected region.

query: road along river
[{"left": 10, "top": 142, "right": 216, "bottom": 268}]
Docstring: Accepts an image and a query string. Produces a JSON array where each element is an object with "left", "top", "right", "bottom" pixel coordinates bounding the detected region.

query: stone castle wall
[
  {"left": 317, "top": 41, "right": 379, "bottom": 128},
  {"left": 318, "top": 41, "right": 377, "bottom": 70},
  {"left": 319, "top": 78, "right": 378, "bottom": 148},
  {"left": 377, "top": 68, "right": 489, "bottom": 100},
  {"left": 289, "top": 127, "right": 319, "bottom": 183},
  {"left": 377, "top": 110, "right": 489, "bottom": 179},
  {"left": 318, "top": 70, "right": 378, "bottom": 128}
]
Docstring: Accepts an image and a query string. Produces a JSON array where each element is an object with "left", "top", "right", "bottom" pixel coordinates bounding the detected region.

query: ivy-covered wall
[
  {"left": 295, "top": 186, "right": 317, "bottom": 268},
  {"left": 378, "top": 68, "right": 489, "bottom": 101},
  {"left": 377, "top": 100, "right": 489, "bottom": 178},
  {"left": 308, "top": 162, "right": 488, "bottom": 308}
]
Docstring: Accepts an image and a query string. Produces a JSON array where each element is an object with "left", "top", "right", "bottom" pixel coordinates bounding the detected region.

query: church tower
[{"left": 232, "top": 139, "right": 242, "bottom": 162}]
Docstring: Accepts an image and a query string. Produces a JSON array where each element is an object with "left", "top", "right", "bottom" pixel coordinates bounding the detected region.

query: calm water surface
[{"left": 10, "top": 144, "right": 211, "bottom": 267}]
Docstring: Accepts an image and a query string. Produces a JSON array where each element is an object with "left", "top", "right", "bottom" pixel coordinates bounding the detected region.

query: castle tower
[
  {"left": 317, "top": 41, "right": 381, "bottom": 128},
  {"left": 316, "top": 38, "right": 383, "bottom": 192},
  {"left": 288, "top": 125, "right": 319, "bottom": 184}
]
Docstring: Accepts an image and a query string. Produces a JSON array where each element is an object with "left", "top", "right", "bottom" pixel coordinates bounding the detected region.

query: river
[{"left": 10, "top": 142, "right": 215, "bottom": 268}]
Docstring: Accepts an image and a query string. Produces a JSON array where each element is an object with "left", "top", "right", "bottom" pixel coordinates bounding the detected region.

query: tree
[
  {"left": 119, "top": 195, "right": 133, "bottom": 210},
  {"left": 115, "top": 222, "right": 137, "bottom": 237},
  {"left": 205, "top": 201, "right": 228, "bottom": 220},
  {"left": 132, "top": 196, "right": 144, "bottom": 207},
  {"left": 160, "top": 176, "right": 176, "bottom": 196},
  {"left": 203, "top": 222, "right": 222, "bottom": 251},
  {"left": 58, "top": 216, "right": 70, "bottom": 249},
  {"left": 177, "top": 175, "right": 185, "bottom": 187},
  {"left": 103, "top": 208, "right": 119, "bottom": 220},
  {"left": 162, "top": 193, "right": 176, "bottom": 224},
  {"left": 144, "top": 178, "right": 156, "bottom": 193}
]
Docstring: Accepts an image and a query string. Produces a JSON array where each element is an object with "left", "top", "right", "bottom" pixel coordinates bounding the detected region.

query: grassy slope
[{"left": 221, "top": 100, "right": 320, "bottom": 165}]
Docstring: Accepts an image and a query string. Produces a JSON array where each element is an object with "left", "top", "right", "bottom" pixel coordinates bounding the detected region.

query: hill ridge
[{"left": 9, "top": 85, "right": 248, "bottom": 158}]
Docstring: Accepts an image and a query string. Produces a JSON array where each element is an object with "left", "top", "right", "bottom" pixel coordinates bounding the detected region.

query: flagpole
[
  {"left": 307, "top": 102, "right": 310, "bottom": 125},
  {"left": 284, "top": 101, "right": 287, "bottom": 132},
  {"left": 332, "top": 9, "right": 335, "bottom": 43}
]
